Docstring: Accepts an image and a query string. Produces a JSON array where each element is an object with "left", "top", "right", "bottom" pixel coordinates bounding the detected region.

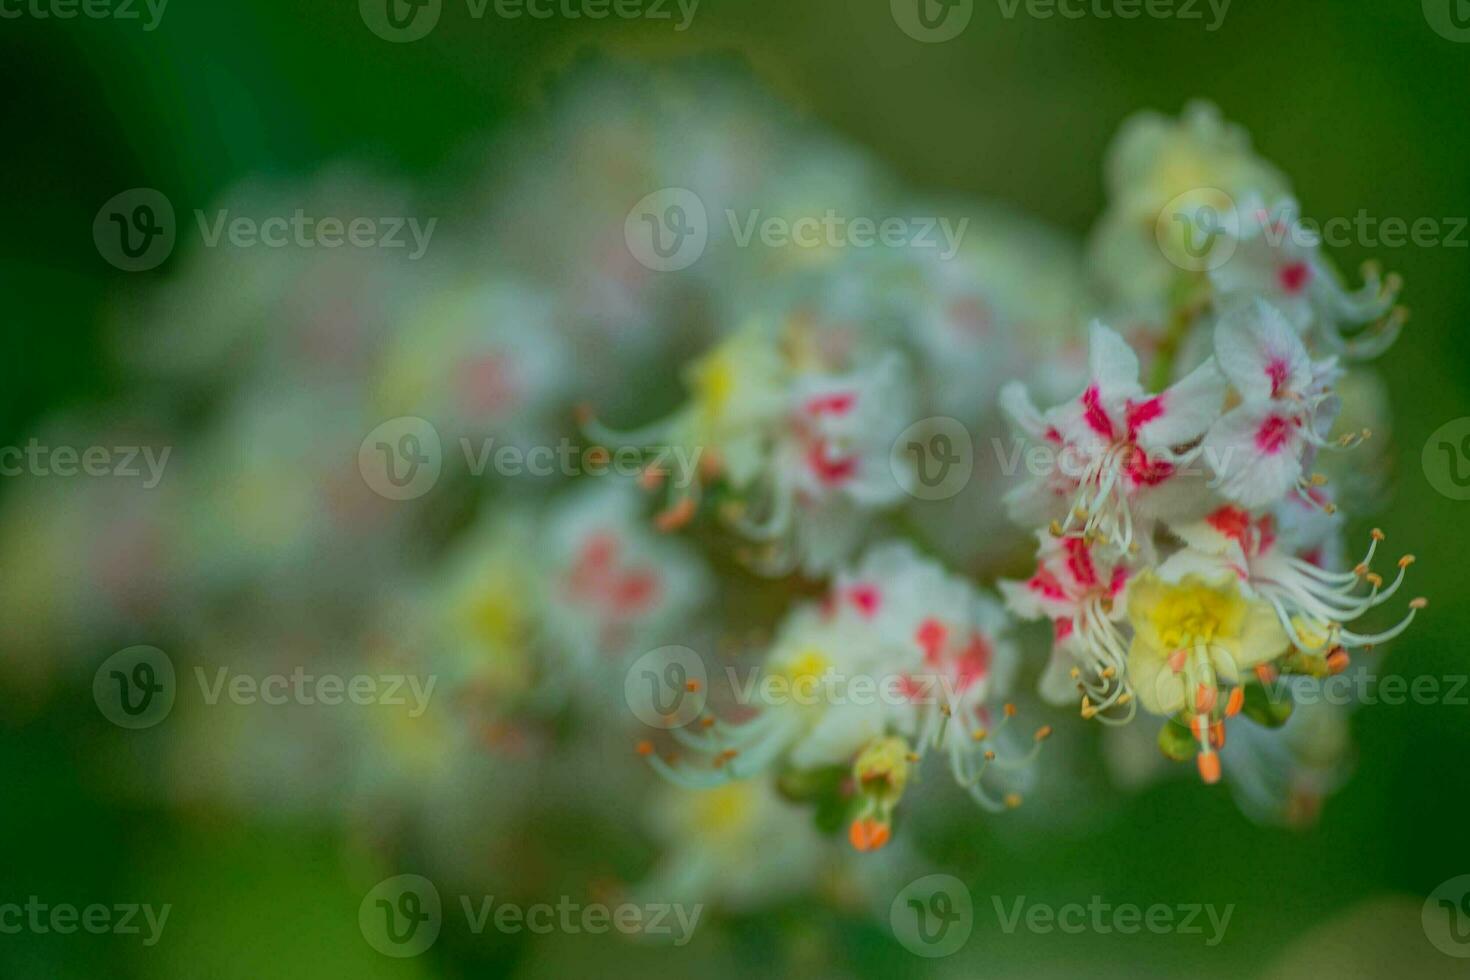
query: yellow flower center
[{"left": 1145, "top": 578, "right": 1246, "bottom": 650}]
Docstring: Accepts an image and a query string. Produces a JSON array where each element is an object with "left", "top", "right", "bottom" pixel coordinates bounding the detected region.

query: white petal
[{"left": 1088, "top": 321, "right": 1142, "bottom": 397}]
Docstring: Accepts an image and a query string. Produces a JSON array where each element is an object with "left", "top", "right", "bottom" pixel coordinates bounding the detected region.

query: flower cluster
[{"left": 4, "top": 58, "right": 1428, "bottom": 912}]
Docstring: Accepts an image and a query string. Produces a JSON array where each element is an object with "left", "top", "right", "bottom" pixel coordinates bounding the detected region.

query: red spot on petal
[
  {"left": 954, "top": 633, "right": 992, "bottom": 691},
  {"left": 1081, "top": 385, "right": 1115, "bottom": 439},
  {"left": 806, "top": 441, "right": 857, "bottom": 485},
  {"left": 916, "top": 617, "right": 948, "bottom": 665},
  {"left": 803, "top": 392, "right": 856, "bottom": 416},
  {"left": 1254, "top": 415, "right": 1294, "bottom": 454},
  {"left": 1206, "top": 506, "right": 1254, "bottom": 543},
  {"left": 1278, "top": 261, "right": 1311, "bottom": 296},
  {"left": 849, "top": 585, "right": 882, "bottom": 617},
  {"left": 1125, "top": 446, "right": 1174, "bottom": 487},
  {"left": 1265, "top": 358, "right": 1291, "bottom": 398},
  {"left": 1124, "top": 395, "right": 1165, "bottom": 441},
  {"left": 1063, "top": 536, "right": 1098, "bottom": 589},
  {"left": 1028, "top": 569, "right": 1068, "bottom": 601}
]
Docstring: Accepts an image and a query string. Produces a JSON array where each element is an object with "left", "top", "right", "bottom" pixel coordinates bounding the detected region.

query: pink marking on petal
[
  {"left": 1265, "top": 357, "right": 1291, "bottom": 398},
  {"left": 1108, "top": 566, "right": 1129, "bottom": 597},
  {"left": 803, "top": 392, "right": 856, "bottom": 416},
  {"left": 1062, "top": 536, "right": 1098, "bottom": 588},
  {"left": 1043, "top": 426, "right": 1063, "bottom": 444},
  {"left": 1028, "top": 569, "right": 1068, "bottom": 602},
  {"left": 916, "top": 617, "right": 948, "bottom": 666},
  {"left": 1254, "top": 415, "right": 1294, "bottom": 454},
  {"left": 1081, "top": 385, "right": 1115, "bottom": 439},
  {"left": 1278, "top": 261, "right": 1311, "bottom": 296},
  {"left": 1124, "top": 446, "right": 1174, "bottom": 487},
  {"left": 953, "top": 633, "right": 993, "bottom": 692},
  {"left": 1206, "top": 506, "right": 1254, "bottom": 543},
  {"left": 806, "top": 441, "right": 858, "bottom": 485},
  {"left": 1124, "top": 395, "right": 1165, "bottom": 441},
  {"left": 1054, "top": 619, "right": 1075, "bottom": 643},
  {"left": 849, "top": 585, "right": 882, "bottom": 618}
]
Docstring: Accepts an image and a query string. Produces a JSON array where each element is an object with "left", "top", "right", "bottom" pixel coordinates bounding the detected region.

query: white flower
[
  {"left": 1000, "top": 321, "right": 1227, "bottom": 553},
  {"left": 1210, "top": 197, "right": 1405, "bottom": 360},
  {"left": 1000, "top": 532, "right": 1136, "bottom": 721},
  {"left": 1203, "top": 299, "right": 1350, "bottom": 509},
  {"left": 587, "top": 321, "right": 915, "bottom": 575},
  {"left": 645, "top": 543, "right": 1044, "bottom": 849}
]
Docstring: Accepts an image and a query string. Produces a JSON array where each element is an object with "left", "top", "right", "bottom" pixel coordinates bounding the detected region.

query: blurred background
[{"left": 2, "top": 0, "right": 1469, "bottom": 976}]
